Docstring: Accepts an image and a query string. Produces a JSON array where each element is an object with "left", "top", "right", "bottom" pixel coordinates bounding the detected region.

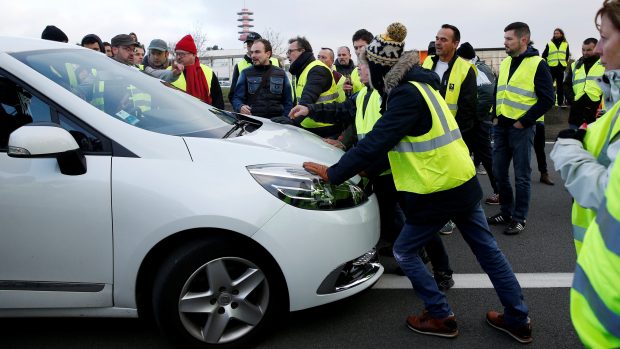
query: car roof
[{"left": 0, "top": 36, "right": 87, "bottom": 54}]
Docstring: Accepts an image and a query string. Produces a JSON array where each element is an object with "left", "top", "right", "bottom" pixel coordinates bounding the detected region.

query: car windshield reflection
[{"left": 11, "top": 49, "right": 244, "bottom": 138}]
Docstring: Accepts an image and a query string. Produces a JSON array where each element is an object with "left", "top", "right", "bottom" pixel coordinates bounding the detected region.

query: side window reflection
[{"left": 59, "top": 114, "right": 103, "bottom": 152}]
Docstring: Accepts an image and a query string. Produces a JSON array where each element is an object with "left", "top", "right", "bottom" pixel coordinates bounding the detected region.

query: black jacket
[
  {"left": 335, "top": 60, "right": 356, "bottom": 76},
  {"left": 327, "top": 52, "right": 482, "bottom": 222},
  {"left": 425, "top": 54, "right": 478, "bottom": 133},
  {"left": 493, "top": 46, "right": 554, "bottom": 128},
  {"left": 289, "top": 52, "right": 333, "bottom": 105},
  {"left": 228, "top": 55, "right": 251, "bottom": 104}
]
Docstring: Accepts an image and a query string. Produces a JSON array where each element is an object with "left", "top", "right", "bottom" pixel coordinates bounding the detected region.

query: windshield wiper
[{"left": 223, "top": 119, "right": 253, "bottom": 139}]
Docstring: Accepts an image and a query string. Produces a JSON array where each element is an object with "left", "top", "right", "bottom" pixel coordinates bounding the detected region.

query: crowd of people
[{"left": 38, "top": 0, "right": 619, "bottom": 345}]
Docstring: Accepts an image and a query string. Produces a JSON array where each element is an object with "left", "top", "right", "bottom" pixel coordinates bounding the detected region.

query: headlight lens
[{"left": 247, "top": 164, "right": 367, "bottom": 210}]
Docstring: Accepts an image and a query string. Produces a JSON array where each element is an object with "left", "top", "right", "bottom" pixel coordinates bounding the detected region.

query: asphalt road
[{"left": 0, "top": 144, "right": 581, "bottom": 349}]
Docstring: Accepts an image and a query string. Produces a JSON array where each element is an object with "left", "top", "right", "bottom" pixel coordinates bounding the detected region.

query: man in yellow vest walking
[
  {"left": 563, "top": 38, "right": 605, "bottom": 128},
  {"left": 543, "top": 28, "right": 570, "bottom": 106},
  {"left": 487, "top": 22, "right": 554, "bottom": 235},
  {"left": 303, "top": 22, "right": 531, "bottom": 343}
]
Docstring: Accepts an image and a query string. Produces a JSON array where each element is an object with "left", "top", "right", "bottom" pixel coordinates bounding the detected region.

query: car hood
[{"left": 183, "top": 121, "right": 346, "bottom": 166}]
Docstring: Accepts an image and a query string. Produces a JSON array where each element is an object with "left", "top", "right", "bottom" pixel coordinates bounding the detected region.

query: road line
[{"left": 373, "top": 273, "right": 574, "bottom": 289}]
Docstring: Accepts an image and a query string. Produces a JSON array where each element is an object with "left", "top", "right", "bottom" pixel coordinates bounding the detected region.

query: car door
[{"left": 0, "top": 73, "right": 113, "bottom": 309}]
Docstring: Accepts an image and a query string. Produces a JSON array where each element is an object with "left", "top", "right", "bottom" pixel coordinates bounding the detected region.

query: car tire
[{"left": 152, "top": 237, "right": 287, "bottom": 349}]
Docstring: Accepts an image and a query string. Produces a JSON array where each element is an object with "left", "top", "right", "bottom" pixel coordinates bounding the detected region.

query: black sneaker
[
  {"left": 434, "top": 271, "right": 455, "bottom": 291},
  {"left": 487, "top": 213, "right": 511, "bottom": 225},
  {"left": 504, "top": 221, "right": 526, "bottom": 235}
]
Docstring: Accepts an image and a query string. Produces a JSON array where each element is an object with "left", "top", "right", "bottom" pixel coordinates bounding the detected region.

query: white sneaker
[{"left": 439, "top": 221, "right": 456, "bottom": 235}]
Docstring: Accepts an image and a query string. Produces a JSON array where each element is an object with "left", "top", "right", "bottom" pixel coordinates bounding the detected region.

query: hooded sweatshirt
[{"left": 327, "top": 51, "right": 482, "bottom": 221}]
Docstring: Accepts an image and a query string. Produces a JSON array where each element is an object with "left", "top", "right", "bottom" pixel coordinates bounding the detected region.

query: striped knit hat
[{"left": 366, "top": 23, "right": 407, "bottom": 67}]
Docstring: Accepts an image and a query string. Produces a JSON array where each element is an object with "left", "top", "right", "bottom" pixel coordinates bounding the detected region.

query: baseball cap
[
  {"left": 244, "top": 32, "right": 261, "bottom": 43},
  {"left": 148, "top": 39, "right": 168, "bottom": 52},
  {"left": 111, "top": 34, "right": 138, "bottom": 47}
]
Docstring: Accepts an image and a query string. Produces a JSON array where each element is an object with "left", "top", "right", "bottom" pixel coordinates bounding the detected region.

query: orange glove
[{"left": 303, "top": 162, "right": 329, "bottom": 181}]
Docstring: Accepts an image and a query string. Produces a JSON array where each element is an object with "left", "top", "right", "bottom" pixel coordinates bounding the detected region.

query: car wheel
[{"left": 152, "top": 238, "right": 286, "bottom": 348}]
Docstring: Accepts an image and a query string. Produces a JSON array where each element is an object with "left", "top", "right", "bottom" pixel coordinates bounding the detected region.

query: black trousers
[
  {"left": 534, "top": 122, "right": 548, "bottom": 174},
  {"left": 550, "top": 65, "right": 567, "bottom": 105},
  {"left": 464, "top": 124, "right": 498, "bottom": 193}
]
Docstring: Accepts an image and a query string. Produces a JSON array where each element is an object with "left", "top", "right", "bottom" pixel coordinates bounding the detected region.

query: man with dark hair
[
  {"left": 279, "top": 36, "right": 341, "bottom": 138},
  {"left": 232, "top": 38, "right": 292, "bottom": 118},
  {"left": 422, "top": 24, "right": 477, "bottom": 235},
  {"left": 103, "top": 42, "right": 113, "bottom": 57},
  {"left": 144, "top": 39, "right": 172, "bottom": 69},
  {"left": 228, "top": 32, "right": 280, "bottom": 104},
  {"left": 81, "top": 34, "right": 104, "bottom": 53},
  {"left": 352, "top": 29, "right": 374, "bottom": 57},
  {"left": 564, "top": 37, "right": 604, "bottom": 128},
  {"left": 487, "top": 22, "right": 554, "bottom": 235}
]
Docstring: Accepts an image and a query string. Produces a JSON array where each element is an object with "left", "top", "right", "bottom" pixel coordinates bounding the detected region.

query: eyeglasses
[
  {"left": 286, "top": 48, "right": 302, "bottom": 55},
  {"left": 175, "top": 52, "right": 189, "bottom": 57}
]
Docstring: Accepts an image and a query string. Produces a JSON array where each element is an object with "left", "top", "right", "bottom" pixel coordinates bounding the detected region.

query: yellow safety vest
[
  {"left": 355, "top": 87, "right": 390, "bottom": 176},
  {"left": 547, "top": 41, "right": 569, "bottom": 67},
  {"left": 496, "top": 56, "right": 543, "bottom": 120},
  {"left": 422, "top": 56, "right": 475, "bottom": 116},
  {"left": 571, "top": 149, "right": 620, "bottom": 348},
  {"left": 293, "top": 60, "right": 339, "bottom": 129},
  {"left": 388, "top": 81, "right": 476, "bottom": 193},
  {"left": 351, "top": 67, "right": 364, "bottom": 94},
  {"left": 572, "top": 59, "right": 605, "bottom": 102},
  {"left": 171, "top": 64, "right": 214, "bottom": 94},
  {"left": 571, "top": 102, "right": 620, "bottom": 254}
]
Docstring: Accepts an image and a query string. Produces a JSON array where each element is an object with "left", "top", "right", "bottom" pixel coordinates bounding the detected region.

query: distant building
[{"left": 200, "top": 49, "right": 246, "bottom": 82}]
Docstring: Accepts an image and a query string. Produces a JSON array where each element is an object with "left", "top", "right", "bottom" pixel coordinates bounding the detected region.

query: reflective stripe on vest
[
  {"left": 170, "top": 64, "right": 214, "bottom": 94},
  {"left": 496, "top": 56, "right": 542, "bottom": 120},
  {"left": 293, "top": 60, "right": 339, "bottom": 129},
  {"left": 571, "top": 159, "right": 620, "bottom": 348},
  {"left": 572, "top": 60, "right": 605, "bottom": 102},
  {"left": 547, "top": 41, "right": 568, "bottom": 67},
  {"left": 355, "top": 88, "right": 390, "bottom": 176},
  {"left": 422, "top": 56, "right": 475, "bottom": 116},
  {"left": 572, "top": 102, "right": 620, "bottom": 254},
  {"left": 387, "top": 81, "right": 475, "bottom": 194}
]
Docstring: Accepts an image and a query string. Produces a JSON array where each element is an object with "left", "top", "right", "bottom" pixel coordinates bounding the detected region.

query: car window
[
  {"left": 0, "top": 74, "right": 107, "bottom": 153},
  {"left": 0, "top": 76, "right": 51, "bottom": 149},
  {"left": 11, "top": 49, "right": 241, "bottom": 138}
]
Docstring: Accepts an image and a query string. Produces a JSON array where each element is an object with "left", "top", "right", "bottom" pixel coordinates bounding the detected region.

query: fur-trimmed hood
[{"left": 383, "top": 50, "right": 441, "bottom": 95}]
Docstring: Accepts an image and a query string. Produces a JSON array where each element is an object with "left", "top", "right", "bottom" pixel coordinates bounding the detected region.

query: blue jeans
[
  {"left": 493, "top": 125, "right": 535, "bottom": 222},
  {"left": 393, "top": 203, "right": 529, "bottom": 326}
]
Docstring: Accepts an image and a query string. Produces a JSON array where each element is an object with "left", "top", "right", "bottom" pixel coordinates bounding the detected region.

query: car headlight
[{"left": 247, "top": 164, "right": 367, "bottom": 210}]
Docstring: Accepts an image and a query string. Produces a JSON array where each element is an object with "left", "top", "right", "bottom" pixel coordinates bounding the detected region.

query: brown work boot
[
  {"left": 540, "top": 172, "right": 555, "bottom": 185},
  {"left": 486, "top": 311, "right": 533, "bottom": 344},
  {"left": 406, "top": 310, "right": 458, "bottom": 338}
]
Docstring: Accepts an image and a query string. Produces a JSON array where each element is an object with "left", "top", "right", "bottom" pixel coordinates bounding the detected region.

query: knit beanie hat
[
  {"left": 175, "top": 34, "right": 197, "bottom": 54},
  {"left": 366, "top": 23, "right": 407, "bottom": 67},
  {"left": 41, "top": 25, "right": 68, "bottom": 43},
  {"left": 457, "top": 42, "right": 476, "bottom": 60}
]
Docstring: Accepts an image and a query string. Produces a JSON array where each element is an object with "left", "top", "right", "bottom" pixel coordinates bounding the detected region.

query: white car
[{"left": 0, "top": 37, "right": 382, "bottom": 348}]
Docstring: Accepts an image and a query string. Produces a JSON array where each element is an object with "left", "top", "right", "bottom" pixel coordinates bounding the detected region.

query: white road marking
[{"left": 373, "top": 273, "right": 574, "bottom": 289}]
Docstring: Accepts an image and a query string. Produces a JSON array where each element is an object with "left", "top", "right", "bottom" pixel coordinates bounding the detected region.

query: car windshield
[{"left": 11, "top": 48, "right": 241, "bottom": 137}]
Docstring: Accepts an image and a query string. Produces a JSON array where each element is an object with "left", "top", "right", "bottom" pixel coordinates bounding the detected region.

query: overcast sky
[{"left": 0, "top": 0, "right": 601, "bottom": 60}]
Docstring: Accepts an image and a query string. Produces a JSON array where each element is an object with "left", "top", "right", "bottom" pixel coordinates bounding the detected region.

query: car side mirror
[{"left": 8, "top": 123, "right": 87, "bottom": 176}]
